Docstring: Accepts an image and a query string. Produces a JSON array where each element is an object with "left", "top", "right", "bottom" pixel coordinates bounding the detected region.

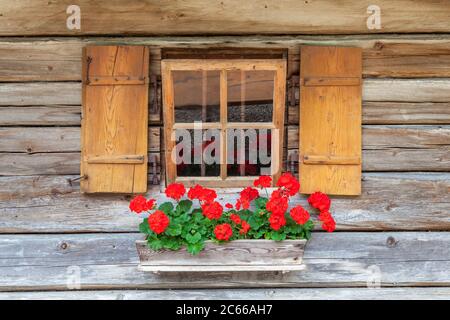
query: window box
[{"left": 136, "top": 239, "right": 307, "bottom": 273}]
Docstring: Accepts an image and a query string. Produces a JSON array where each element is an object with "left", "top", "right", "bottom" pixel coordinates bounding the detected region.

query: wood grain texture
[
  {"left": 299, "top": 46, "right": 362, "bottom": 195},
  {"left": 1, "top": 232, "right": 450, "bottom": 290},
  {"left": 1, "top": 36, "right": 450, "bottom": 81},
  {"left": 136, "top": 240, "right": 306, "bottom": 271},
  {"left": 0, "top": 1, "right": 449, "bottom": 35},
  {"left": 0, "top": 173, "right": 448, "bottom": 233},
  {"left": 2, "top": 287, "right": 450, "bottom": 300},
  {"left": 1, "top": 79, "right": 449, "bottom": 107},
  {"left": 81, "top": 46, "right": 149, "bottom": 193}
]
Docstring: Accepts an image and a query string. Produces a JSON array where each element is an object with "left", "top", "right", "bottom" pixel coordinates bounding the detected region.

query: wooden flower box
[{"left": 136, "top": 239, "right": 307, "bottom": 273}]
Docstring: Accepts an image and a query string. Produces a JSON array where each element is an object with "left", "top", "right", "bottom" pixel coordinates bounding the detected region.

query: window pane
[
  {"left": 175, "top": 129, "right": 221, "bottom": 177},
  {"left": 226, "top": 128, "right": 272, "bottom": 176},
  {"left": 173, "top": 70, "right": 220, "bottom": 123},
  {"left": 227, "top": 70, "right": 274, "bottom": 122}
]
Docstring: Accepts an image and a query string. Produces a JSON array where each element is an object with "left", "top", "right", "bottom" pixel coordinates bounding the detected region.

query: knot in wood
[
  {"left": 386, "top": 236, "right": 397, "bottom": 248},
  {"left": 60, "top": 242, "right": 68, "bottom": 250}
]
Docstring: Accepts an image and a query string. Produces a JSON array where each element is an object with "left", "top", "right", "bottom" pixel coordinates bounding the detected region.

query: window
[{"left": 162, "top": 59, "right": 286, "bottom": 187}]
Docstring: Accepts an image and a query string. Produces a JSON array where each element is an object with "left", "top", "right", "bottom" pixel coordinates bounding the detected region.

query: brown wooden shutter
[
  {"left": 81, "top": 46, "right": 149, "bottom": 193},
  {"left": 299, "top": 46, "right": 362, "bottom": 195}
]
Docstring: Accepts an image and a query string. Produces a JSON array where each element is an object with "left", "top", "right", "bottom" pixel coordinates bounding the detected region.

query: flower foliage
[{"left": 131, "top": 173, "right": 336, "bottom": 255}]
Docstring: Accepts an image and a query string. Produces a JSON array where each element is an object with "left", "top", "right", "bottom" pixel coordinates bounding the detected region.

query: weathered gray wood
[
  {"left": 0, "top": 173, "right": 448, "bottom": 233},
  {"left": 0, "top": 2, "right": 449, "bottom": 35},
  {"left": 136, "top": 240, "right": 306, "bottom": 271},
  {"left": 1, "top": 287, "right": 450, "bottom": 300},
  {"left": 0, "top": 106, "right": 81, "bottom": 126},
  {"left": 1, "top": 126, "right": 447, "bottom": 174},
  {"left": 288, "top": 102, "right": 450, "bottom": 125},
  {"left": 1, "top": 36, "right": 450, "bottom": 81},
  {"left": 2, "top": 79, "right": 449, "bottom": 107},
  {"left": 0, "top": 127, "right": 160, "bottom": 153},
  {"left": 1, "top": 232, "right": 449, "bottom": 291}
]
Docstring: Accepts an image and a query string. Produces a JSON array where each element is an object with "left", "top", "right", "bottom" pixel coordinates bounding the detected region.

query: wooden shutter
[
  {"left": 299, "top": 46, "right": 362, "bottom": 195},
  {"left": 81, "top": 46, "right": 149, "bottom": 193}
]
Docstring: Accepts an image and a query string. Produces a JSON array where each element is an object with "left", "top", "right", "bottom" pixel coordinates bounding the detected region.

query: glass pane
[
  {"left": 175, "top": 129, "right": 221, "bottom": 177},
  {"left": 226, "top": 128, "right": 272, "bottom": 176},
  {"left": 173, "top": 70, "right": 220, "bottom": 123},
  {"left": 227, "top": 70, "right": 274, "bottom": 122}
]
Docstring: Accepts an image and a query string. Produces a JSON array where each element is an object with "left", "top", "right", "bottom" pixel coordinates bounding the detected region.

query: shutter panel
[
  {"left": 299, "top": 46, "right": 362, "bottom": 195},
  {"left": 81, "top": 46, "right": 149, "bottom": 193}
]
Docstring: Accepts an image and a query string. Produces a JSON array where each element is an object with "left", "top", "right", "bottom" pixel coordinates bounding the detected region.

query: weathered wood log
[
  {"left": 2, "top": 287, "right": 450, "bottom": 300},
  {"left": 0, "top": 105, "right": 81, "bottom": 126},
  {"left": 0, "top": 1, "right": 449, "bottom": 35},
  {"left": 2, "top": 125, "right": 447, "bottom": 174},
  {"left": 0, "top": 232, "right": 449, "bottom": 291},
  {"left": 2, "top": 79, "right": 449, "bottom": 107},
  {"left": 1, "top": 37, "right": 450, "bottom": 81},
  {"left": 288, "top": 102, "right": 450, "bottom": 125},
  {"left": 0, "top": 173, "right": 448, "bottom": 233}
]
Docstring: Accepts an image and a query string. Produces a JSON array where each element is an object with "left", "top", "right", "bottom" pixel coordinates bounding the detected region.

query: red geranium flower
[
  {"left": 201, "top": 201, "right": 223, "bottom": 220},
  {"left": 188, "top": 184, "right": 217, "bottom": 203},
  {"left": 225, "top": 203, "right": 233, "bottom": 209},
  {"left": 308, "top": 192, "right": 331, "bottom": 211},
  {"left": 214, "top": 223, "right": 233, "bottom": 241},
  {"left": 236, "top": 187, "right": 259, "bottom": 210},
  {"left": 269, "top": 213, "right": 286, "bottom": 231},
  {"left": 318, "top": 211, "right": 336, "bottom": 232},
  {"left": 276, "top": 172, "right": 300, "bottom": 196},
  {"left": 148, "top": 210, "right": 170, "bottom": 234},
  {"left": 253, "top": 175, "right": 272, "bottom": 188},
  {"left": 146, "top": 198, "right": 156, "bottom": 211},
  {"left": 240, "top": 220, "right": 250, "bottom": 234},
  {"left": 266, "top": 190, "right": 288, "bottom": 215},
  {"left": 290, "top": 205, "right": 310, "bottom": 225},
  {"left": 129, "top": 195, "right": 149, "bottom": 213},
  {"left": 230, "top": 213, "right": 241, "bottom": 224},
  {"left": 165, "top": 183, "right": 186, "bottom": 201}
]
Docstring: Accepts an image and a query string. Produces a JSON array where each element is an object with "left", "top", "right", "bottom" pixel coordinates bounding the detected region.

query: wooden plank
[
  {"left": 1, "top": 287, "right": 450, "bottom": 300},
  {"left": 0, "top": 173, "right": 448, "bottom": 233},
  {"left": 0, "top": 127, "right": 160, "bottom": 153},
  {"left": 0, "top": 1, "right": 449, "bottom": 35},
  {"left": 0, "top": 106, "right": 81, "bottom": 126},
  {"left": 136, "top": 240, "right": 306, "bottom": 268},
  {"left": 1, "top": 232, "right": 450, "bottom": 291},
  {"left": 288, "top": 102, "right": 450, "bottom": 125},
  {"left": 2, "top": 79, "right": 448, "bottom": 108},
  {"left": 1, "top": 37, "right": 450, "bottom": 81},
  {"left": 299, "top": 46, "right": 362, "bottom": 195},
  {"left": 81, "top": 46, "right": 149, "bottom": 193}
]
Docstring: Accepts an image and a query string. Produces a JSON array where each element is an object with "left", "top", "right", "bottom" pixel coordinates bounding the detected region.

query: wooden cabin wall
[{"left": 0, "top": 1, "right": 449, "bottom": 297}]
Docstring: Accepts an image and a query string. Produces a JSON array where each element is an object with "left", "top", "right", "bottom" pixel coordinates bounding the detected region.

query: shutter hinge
[
  {"left": 149, "top": 154, "right": 160, "bottom": 185},
  {"left": 67, "top": 175, "right": 88, "bottom": 186},
  {"left": 287, "top": 75, "right": 299, "bottom": 108},
  {"left": 85, "top": 56, "right": 93, "bottom": 85}
]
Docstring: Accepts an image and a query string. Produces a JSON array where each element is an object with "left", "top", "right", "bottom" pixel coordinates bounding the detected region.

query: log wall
[{"left": 0, "top": 0, "right": 449, "bottom": 299}]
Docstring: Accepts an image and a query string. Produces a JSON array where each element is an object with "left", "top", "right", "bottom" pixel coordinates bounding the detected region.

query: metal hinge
[
  {"left": 67, "top": 175, "right": 88, "bottom": 186},
  {"left": 85, "top": 56, "right": 93, "bottom": 85},
  {"left": 287, "top": 75, "right": 299, "bottom": 108},
  {"left": 149, "top": 154, "right": 160, "bottom": 185}
]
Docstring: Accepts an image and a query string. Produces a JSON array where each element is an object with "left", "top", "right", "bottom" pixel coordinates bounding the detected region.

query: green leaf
[
  {"left": 187, "top": 242, "right": 205, "bottom": 255},
  {"left": 147, "top": 239, "right": 163, "bottom": 250},
  {"left": 185, "top": 232, "right": 202, "bottom": 244},
  {"left": 139, "top": 219, "right": 150, "bottom": 234},
  {"left": 176, "top": 199, "right": 193, "bottom": 214},
  {"left": 161, "top": 237, "right": 182, "bottom": 250},
  {"left": 254, "top": 197, "right": 268, "bottom": 209},
  {"left": 166, "top": 224, "right": 182, "bottom": 236},
  {"left": 271, "top": 231, "right": 286, "bottom": 241},
  {"left": 158, "top": 202, "right": 174, "bottom": 214}
]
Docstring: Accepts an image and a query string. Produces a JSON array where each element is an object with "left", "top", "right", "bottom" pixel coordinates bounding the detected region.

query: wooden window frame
[{"left": 162, "top": 59, "right": 286, "bottom": 188}]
